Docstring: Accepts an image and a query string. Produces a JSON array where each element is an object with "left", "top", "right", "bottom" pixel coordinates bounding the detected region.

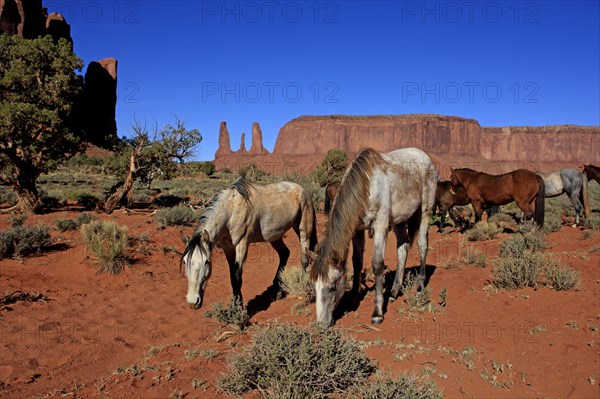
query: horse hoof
[{"left": 371, "top": 316, "right": 384, "bottom": 325}]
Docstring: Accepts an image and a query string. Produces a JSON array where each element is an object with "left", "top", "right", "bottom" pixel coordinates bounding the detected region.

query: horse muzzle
[{"left": 188, "top": 298, "right": 202, "bottom": 310}]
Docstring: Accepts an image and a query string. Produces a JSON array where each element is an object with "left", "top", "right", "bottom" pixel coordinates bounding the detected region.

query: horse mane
[
  {"left": 181, "top": 177, "right": 254, "bottom": 268},
  {"left": 311, "top": 148, "right": 384, "bottom": 280}
]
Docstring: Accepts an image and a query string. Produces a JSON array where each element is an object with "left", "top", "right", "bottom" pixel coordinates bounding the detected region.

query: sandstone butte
[{"left": 213, "top": 115, "right": 600, "bottom": 178}]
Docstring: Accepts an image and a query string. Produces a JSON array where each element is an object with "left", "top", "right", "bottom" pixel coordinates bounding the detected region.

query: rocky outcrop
[
  {"left": 215, "top": 122, "right": 233, "bottom": 158},
  {"left": 0, "top": 0, "right": 71, "bottom": 41},
  {"left": 214, "top": 115, "right": 600, "bottom": 175},
  {"left": 81, "top": 58, "right": 118, "bottom": 148},
  {"left": 249, "top": 122, "right": 269, "bottom": 155},
  {"left": 238, "top": 133, "right": 247, "bottom": 154}
]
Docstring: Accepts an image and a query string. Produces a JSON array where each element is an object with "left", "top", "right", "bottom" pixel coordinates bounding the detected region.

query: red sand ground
[{"left": 1, "top": 210, "right": 599, "bottom": 398}]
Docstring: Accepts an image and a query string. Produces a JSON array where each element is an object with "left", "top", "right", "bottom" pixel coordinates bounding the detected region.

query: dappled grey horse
[{"left": 538, "top": 169, "right": 590, "bottom": 226}]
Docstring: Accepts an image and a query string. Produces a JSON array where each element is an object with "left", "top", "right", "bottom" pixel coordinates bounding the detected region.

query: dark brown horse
[
  {"left": 324, "top": 181, "right": 341, "bottom": 215},
  {"left": 435, "top": 180, "right": 498, "bottom": 232},
  {"left": 450, "top": 168, "right": 545, "bottom": 227},
  {"left": 583, "top": 164, "right": 600, "bottom": 185},
  {"left": 435, "top": 181, "right": 470, "bottom": 232}
]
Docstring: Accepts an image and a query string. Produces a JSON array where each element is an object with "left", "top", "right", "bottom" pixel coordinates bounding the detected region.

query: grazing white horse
[
  {"left": 181, "top": 177, "right": 317, "bottom": 309},
  {"left": 310, "top": 147, "right": 437, "bottom": 326}
]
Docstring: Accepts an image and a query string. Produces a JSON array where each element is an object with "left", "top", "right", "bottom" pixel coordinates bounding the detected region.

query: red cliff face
[{"left": 214, "top": 115, "right": 600, "bottom": 175}]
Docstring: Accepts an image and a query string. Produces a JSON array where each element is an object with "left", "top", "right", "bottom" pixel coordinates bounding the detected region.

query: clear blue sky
[{"left": 52, "top": 0, "right": 599, "bottom": 161}]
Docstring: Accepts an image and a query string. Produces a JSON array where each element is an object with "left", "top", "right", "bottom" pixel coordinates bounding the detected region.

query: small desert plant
[
  {"left": 499, "top": 227, "right": 546, "bottom": 256},
  {"left": 75, "top": 212, "right": 97, "bottom": 226},
  {"left": 584, "top": 215, "right": 600, "bottom": 231},
  {"left": 543, "top": 215, "right": 562, "bottom": 233},
  {"left": 55, "top": 218, "right": 78, "bottom": 232},
  {"left": 237, "top": 163, "right": 269, "bottom": 181},
  {"left": 204, "top": 296, "right": 249, "bottom": 330},
  {"left": 0, "top": 224, "right": 51, "bottom": 259},
  {"left": 464, "top": 221, "right": 501, "bottom": 241},
  {"left": 81, "top": 221, "right": 129, "bottom": 274},
  {"left": 492, "top": 247, "right": 543, "bottom": 289},
  {"left": 77, "top": 192, "right": 100, "bottom": 210},
  {"left": 545, "top": 261, "right": 580, "bottom": 291},
  {"left": 280, "top": 265, "right": 314, "bottom": 301},
  {"left": 9, "top": 214, "right": 26, "bottom": 228},
  {"left": 219, "top": 323, "right": 376, "bottom": 398},
  {"left": 349, "top": 371, "right": 442, "bottom": 399},
  {"left": 463, "top": 248, "right": 487, "bottom": 268},
  {"left": 155, "top": 205, "right": 197, "bottom": 227}
]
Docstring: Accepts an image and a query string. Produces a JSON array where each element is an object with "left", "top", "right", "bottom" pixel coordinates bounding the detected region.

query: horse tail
[
  {"left": 407, "top": 206, "right": 422, "bottom": 246},
  {"left": 324, "top": 184, "right": 332, "bottom": 215},
  {"left": 535, "top": 175, "right": 545, "bottom": 227},
  {"left": 581, "top": 173, "right": 591, "bottom": 218}
]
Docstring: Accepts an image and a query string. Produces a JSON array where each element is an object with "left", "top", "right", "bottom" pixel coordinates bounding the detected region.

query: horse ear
[
  {"left": 179, "top": 230, "right": 189, "bottom": 245},
  {"left": 202, "top": 229, "right": 210, "bottom": 244}
]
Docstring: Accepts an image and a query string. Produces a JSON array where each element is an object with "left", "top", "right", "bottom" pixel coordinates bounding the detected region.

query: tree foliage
[
  {"left": 0, "top": 34, "right": 84, "bottom": 213},
  {"left": 313, "top": 149, "right": 348, "bottom": 187},
  {"left": 103, "top": 119, "right": 202, "bottom": 213}
]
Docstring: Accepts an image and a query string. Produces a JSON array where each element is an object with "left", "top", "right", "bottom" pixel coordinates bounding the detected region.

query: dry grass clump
[
  {"left": 204, "top": 296, "right": 249, "bottom": 330},
  {"left": 279, "top": 265, "right": 314, "bottom": 301},
  {"left": 465, "top": 221, "right": 502, "bottom": 241},
  {"left": 81, "top": 221, "right": 129, "bottom": 274}
]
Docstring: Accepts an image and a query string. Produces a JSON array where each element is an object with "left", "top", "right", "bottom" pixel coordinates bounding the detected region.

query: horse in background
[
  {"left": 181, "top": 177, "right": 317, "bottom": 310},
  {"left": 583, "top": 164, "right": 600, "bottom": 185},
  {"left": 538, "top": 169, "right": 590, "bottom": 225},
  {"left": 450, "top": 168, "right": 545, "bottom": 227},
  {"left": 311, "top": 147, "right": 437, "bottom": 326},
  {"left": 323, "top": 181, "right": 341, "bottom": 215}
]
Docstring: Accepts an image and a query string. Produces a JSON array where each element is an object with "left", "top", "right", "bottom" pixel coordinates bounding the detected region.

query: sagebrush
[{"left": 81, "top": 221, "right": 129, "bottom": 274}]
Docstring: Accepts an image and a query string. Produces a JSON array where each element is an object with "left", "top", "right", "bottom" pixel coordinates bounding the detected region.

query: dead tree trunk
[{"left": 104, "top": 149, "right": 139, "bottom": 214}]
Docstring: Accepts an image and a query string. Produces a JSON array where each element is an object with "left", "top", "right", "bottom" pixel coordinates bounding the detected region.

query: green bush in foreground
[
  {"left": 464, "top": 221, "right": 501, "bottom": 241},
  {"left": 280, "top": 265, "right": 314, "bottom": 301},
  {"left": 81, "top": 221, "right": 129, "bottom": 274},
  {"left": 219, "top": 323, "right": 441, "bottom": 399},
  {"left": 204, "top": 296, "right": 249, "bottom": 330}
]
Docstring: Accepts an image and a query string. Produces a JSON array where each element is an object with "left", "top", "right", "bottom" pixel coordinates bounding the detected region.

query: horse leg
[
  {"left": 439, "top": 207, "right": 447, "bottom": 233},
  {"left": 568, "top": 190, "right": 583, "bottom": 226},
  {"left": 447, "top": 207, "right": 463, "bottom": 231},
  {"left": 416, "top": 212, "right": 430, "bottom": 292},
  {"left": 371, "top": 227, "right": 388, "bottom": 325},
  {"left": 389, "top": 223, "right": 409, "bottom": 300},
  {"left": 471, "top": 201, "right": 484, "bottom": 224},
  {"left": 293, "top": 224, "right": 309, "bottom": 270},
  {"left": 229, "top": 241, "right": 248, "bottom": 305},
  {"left": 224, "top": 246, "right": 244, "bottom": 305},
  {"left": 350, "top": 230, "right": 365, "bottom": 305},
  {"left": 270, "top": 238, "right": 290, "bottom": 290}
]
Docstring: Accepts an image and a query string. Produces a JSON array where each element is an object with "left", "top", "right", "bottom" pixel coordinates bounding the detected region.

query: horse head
[
  {"left": 312, "top": 248, "right": 346, "bottom": 327},
  {"left": 181, "top": 230, "right": 213, "bottom": 309}
]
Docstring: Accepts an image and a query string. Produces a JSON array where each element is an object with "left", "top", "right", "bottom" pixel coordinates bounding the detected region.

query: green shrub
[
  {"left": 0, "top": 187, "right": 16, "bottom": 205},
  {"left": 280, "top": 265, "right": 314, "bottom": 301},
  {"left": 0, "top": 225, "right": 51, "bottom": 259},
  {"left": 55, "top": 218, "right": 78, "bottom": 232},
  {"left": 498, "top": 227, "right": 546, "bottom": 256},
  {"left": 584, "top": 215, "right": 600, "bottom": 231},
  {"left": 463, "top": 248, "right": 487, "bottom": 268},
  {"left": 545, "top": 261, "right": 580, "bottom": 291},
  {"left": 219, "top": 323, "right": 375, "bottom": 398},
  {"left": 81, "top": 221, "right": 129, "bottom": 274},
  {"left": 75, "top": 212, "right": 97, "bottom": 226},
  {"left": 9, "top": 214, "right": 26, "bottom": 228},
  {"left": 237, "top": 163, "right": 269, "bottom": 181},
  {"left": 204, "top": 296, "right": 249, "bottom": 330},
  {"left": 492, "top": 248, "right": 543, "bottom": 289},
  {"left": 155, "top": 205, "right": 197, "bottom": 227},
  {"left": 76, "top": 192, "right": 100, "bottom": 210},
  {"left": 464, "top": 221, "right": 501, "bottom": 241},
  {"left": 313, "top": 149, "right": 348, "bottom": 187},
  {"left": 350, "top": 372, "right": 442, "bottom": 399}
]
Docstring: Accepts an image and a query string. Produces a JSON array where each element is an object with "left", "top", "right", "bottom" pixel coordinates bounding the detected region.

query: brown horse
[
  {"left": 323, "top": 181, "right": 341, "bottom": 215},
  {"left": 450, "top": 168, "right": 545, "bottom": 227},
  {"left": 435, "top": 180, "right": 470, "bottom": 232},
  {"left": 435, "top": 180, "right": 500, "bottom": 232},
  {"left": 583, "top": 164, "right": 600, "bottom": 185}
]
